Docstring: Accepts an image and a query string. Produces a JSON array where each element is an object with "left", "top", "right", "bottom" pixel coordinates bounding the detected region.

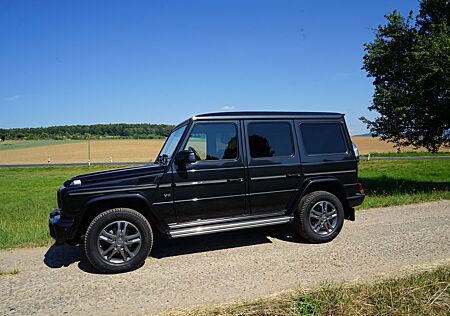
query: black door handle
[
  {"left": 286, "top": 173, "right": 300, "bottom": 178},
  {"left": 228, "top": 178, "right": 244, "bottom": 183}
]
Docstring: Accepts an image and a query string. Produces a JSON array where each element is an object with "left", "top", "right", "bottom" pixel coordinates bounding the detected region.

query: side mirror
[{"left": 175, "top": 148, "right": 196, "bottom": 165}]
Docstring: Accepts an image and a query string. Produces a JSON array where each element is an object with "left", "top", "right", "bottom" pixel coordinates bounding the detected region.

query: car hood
[{"left": 64, "top": 164, "right": 166, "bottom": 187}]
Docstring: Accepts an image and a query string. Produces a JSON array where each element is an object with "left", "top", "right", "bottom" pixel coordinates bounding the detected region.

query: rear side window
[
  {"left": 300, "top": 122, "right": 347, "bottom": 155},
  {"left": 248, "top": 122, "right": 294, "bottom": 158}
]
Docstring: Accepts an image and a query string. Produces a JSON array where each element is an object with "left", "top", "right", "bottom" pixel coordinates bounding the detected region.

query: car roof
[{"left": 192, "top": 111, "right": 344, "bottom": 120}]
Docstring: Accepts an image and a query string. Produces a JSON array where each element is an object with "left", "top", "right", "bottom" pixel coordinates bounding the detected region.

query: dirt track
[{"left": 1, "top": 201, "right": 449, "bottom": 315}]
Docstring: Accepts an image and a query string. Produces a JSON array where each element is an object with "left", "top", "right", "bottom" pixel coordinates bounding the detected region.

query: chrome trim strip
[
  {"left": 153, "top": 201, "right": 173, "bottom": 205},
  {"left": 169, "top": 216, "right": 293, "bottom": 238},
  {"left": 173, "top": 193, "right": 246, "bottom": 204},
  {"left": 303, "top": 169, "right": 356, "bottom": 176},
  {"left": 158, "top": 183, "right": 172, "bottom": 188},
  {"left": 175, "top": 179, "right": 228, "bottom": 187},
  {"left": 153, "top": 189, "right": 298, "bottom": 205},
  {"left": 250, "top": 174, "right": 287, "bottom": 181},
  {"left": 187, "top": 166, "right": 244, "bottom": 172},
  {"left": 248, "top": 188, "right": 298, "bottom": 196},
  {"left": 69, "top": 184, "right": 157, "bottom": 196},
  {"left": 184, "top": 163, "right": 300, "bottom": 172},
  {"left": 168, "top": 211, "right": 287, "bottom": 229}
]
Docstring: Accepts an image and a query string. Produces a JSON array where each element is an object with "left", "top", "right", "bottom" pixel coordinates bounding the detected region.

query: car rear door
[
  {"left": 244, "top": 120, "right": 301, "bottom": 214},
  {"left": 295, "top": 119, "right": 357, "bottom": 186}
]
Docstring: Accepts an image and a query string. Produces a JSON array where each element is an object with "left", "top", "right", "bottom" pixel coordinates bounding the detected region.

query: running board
[{"left": 168, "top": 215, "right": 293, "bottom": 238}]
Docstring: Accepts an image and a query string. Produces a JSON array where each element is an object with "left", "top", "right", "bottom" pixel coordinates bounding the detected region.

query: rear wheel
[
  {"left": 85, "top": 208, "right": 153, "bottom": 273},
  {"left": 294, "top": 191, "right": 344, "bottom": 243}
]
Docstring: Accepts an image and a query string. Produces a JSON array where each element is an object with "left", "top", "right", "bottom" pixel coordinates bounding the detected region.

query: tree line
[{"left": 0, "top": 123, "right": 175, "bottom": 140}]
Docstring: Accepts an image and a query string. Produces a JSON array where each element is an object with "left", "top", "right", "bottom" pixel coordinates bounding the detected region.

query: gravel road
[{"left": 1, "top": 200, "right": 449, "bottom": 315}]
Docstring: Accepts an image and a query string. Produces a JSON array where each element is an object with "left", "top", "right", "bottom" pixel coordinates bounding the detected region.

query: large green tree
[{"left": 361, "top": 0, "right": 449, "bottom": 152}]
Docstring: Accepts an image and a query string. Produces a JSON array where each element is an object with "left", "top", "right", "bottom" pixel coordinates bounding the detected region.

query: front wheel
[
  {"left": 85, "top": 208, "right": 153, "bottom": 273},
  {"left": 294, "top": 191, "right": 344, "bottom": 243}
]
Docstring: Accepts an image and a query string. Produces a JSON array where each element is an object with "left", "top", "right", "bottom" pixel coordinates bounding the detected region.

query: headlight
[{"left": 70, "top": 179, "right": 82, "bottom": 186}]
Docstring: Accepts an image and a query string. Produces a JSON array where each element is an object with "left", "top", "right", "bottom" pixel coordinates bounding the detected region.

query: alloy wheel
[
  {"left": 308, "top": 200, "right": 338, "bottom": 236},
  {"left": 97, "top": 221, "right": 142, "bottom": 265}
]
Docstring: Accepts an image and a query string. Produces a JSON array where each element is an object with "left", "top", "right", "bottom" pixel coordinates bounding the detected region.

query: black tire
[
  {"left": 84, "top": 208, "right": 153, "bottom": 273},
  {"left": 294, "top": 191, "right": 344, "bottom": 243}
]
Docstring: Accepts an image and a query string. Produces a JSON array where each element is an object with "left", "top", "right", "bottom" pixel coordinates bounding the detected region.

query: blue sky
[{"left": 0, "top": 0, "right": 419, "bottom": 134}]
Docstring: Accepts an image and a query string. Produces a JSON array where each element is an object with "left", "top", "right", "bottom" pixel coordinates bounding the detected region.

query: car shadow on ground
[
  {"left": 43, "top": 224, "right": 306, "bottom": 274},
  {"left": 151, "top": 223, "right": 304, "bottom": 258},
  {"left": 43, "top": 243, "right": 97, "bottom": 273}
]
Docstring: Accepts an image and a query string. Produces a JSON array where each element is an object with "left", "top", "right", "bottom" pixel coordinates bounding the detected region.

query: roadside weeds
[
  {"left": 165, "top": 265, "right": 450, "bottom": 316},
  {"left": 0, "top": 268, "right": 19, "bottom": 276}
]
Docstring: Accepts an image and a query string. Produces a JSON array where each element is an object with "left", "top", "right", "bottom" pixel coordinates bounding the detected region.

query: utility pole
[{"left": 88, "top": 135, "right": 91, "bottom": 166}]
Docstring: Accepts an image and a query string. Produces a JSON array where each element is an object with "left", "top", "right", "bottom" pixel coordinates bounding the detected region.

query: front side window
[
  {"left": 184, "top": 123, "right": 238, "bottom": 161},
  {"left": 300, "top": 122, "right": 347, "bottom": 155},
  {"left": 248, "top": 122, "right": 294, "bottom": 158}
]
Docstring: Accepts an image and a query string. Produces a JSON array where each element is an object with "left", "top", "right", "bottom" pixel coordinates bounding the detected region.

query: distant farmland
[
  {"left": 0, "top": 137, "right": 447, "bottom": 165},
  {"left": 0, "top": 139, "right": 165, "bottom": 165}
]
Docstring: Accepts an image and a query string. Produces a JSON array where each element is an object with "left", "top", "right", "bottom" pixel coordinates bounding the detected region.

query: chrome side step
[{"left": 168, "top": 215, "right": 293, "bottom": 238}]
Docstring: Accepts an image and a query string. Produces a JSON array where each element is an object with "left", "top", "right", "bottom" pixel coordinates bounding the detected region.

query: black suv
[{"left": 49, "top": 112, "right": 364, "bottom": 273}]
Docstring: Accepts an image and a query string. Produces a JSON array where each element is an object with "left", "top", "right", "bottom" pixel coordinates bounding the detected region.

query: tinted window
[
  {"left": 300, "top": 123, "right": 347, "bottom": 155},
  {"left": 248, "top": 122, "right": 294, "bottom": 158},
  {"left": 185, "top": 123, "right": 238, "bottom": 161}
]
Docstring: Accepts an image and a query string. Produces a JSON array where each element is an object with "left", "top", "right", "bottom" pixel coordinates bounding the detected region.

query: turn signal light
[{"left": 356, "top": 182, "right": 363, "bottom": 192}]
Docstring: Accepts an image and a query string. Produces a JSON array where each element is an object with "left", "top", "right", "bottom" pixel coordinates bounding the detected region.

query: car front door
[
  {"left": 172, "top": 120, "right": 247, "bottom": 222},
  {"left": 245, "top": 120, "right": 301, "bottom": 214}
]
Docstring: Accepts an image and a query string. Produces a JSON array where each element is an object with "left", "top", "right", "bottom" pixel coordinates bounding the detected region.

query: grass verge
[
  {"left": 357, "top": 160, "right": 449, "bottom": 209},
  {"left": 362, "top": 151, "right": 450, "bottom": 157},
  {"left": 173, "top": 265, "right": 450, "bottom": 316},
  {"left": 0, "top": 165, "right": 124, "bottom": 249},
  {"left": 0, "top": 160, "right": 448, "bottom": 249}
]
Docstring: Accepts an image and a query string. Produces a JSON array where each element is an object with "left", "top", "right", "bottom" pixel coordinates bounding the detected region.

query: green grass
[
  {"left": 176, "top": 265, "right": 450, "bottom": 316},
  {"left": 358, "top": 160, "right": 450, "bottom": 208},
  {"left": 0, "top": 160, "right": 448, "bottom": 249},
  {"left": 363, "top": 151, "right": 450, "bottom": 157},
  {"left": 0, "top": 139, "right": 83, "bottom": 151},
  {"left": 0, "top": 165, "right": 123, "bottom": 249}
]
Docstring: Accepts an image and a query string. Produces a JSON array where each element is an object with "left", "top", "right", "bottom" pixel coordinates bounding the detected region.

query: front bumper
[{"left": 49, "top": 209, "right": 75, "bottom": 244}]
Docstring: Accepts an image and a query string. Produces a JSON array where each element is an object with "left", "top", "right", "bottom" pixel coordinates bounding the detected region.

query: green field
[
  {"left": 0, "top": 160, "right": 449, "bottom": 249},
  {"left": 182, "top": 265, "right": 450, "bottom": 316},
  {"left": 357, "top": 160, "right": 450, "bottom": 208}
]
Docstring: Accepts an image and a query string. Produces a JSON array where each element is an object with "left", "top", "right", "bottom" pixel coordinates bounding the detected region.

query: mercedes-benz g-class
[{"left": 49, "top": 111, "right": 364, "bottom": 273}]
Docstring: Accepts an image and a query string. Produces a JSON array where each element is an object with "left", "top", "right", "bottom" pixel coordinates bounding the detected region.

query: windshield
[{"left": 156, "top": 124, "right": 187, "bottom": 163}]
